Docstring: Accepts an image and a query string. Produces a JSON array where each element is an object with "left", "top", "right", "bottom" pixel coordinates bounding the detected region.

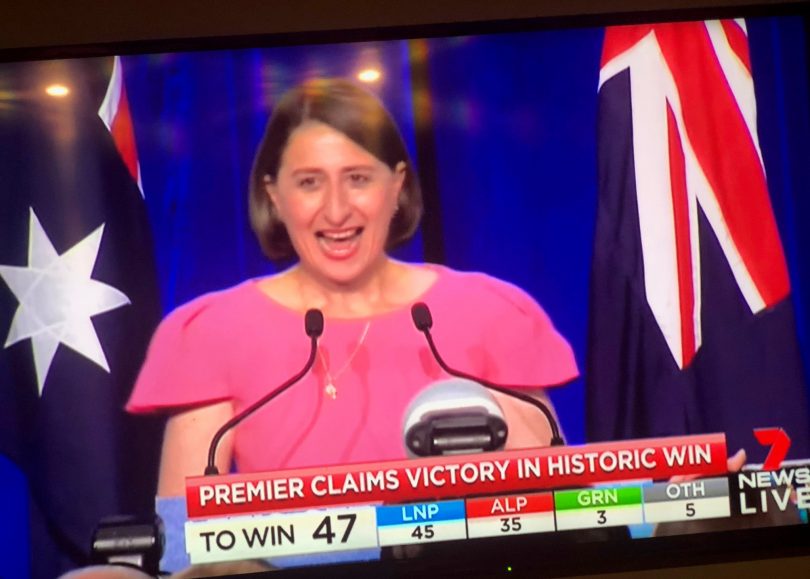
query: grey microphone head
[{"left": 402, "top": 378, "right": 508, "bottom": 457}]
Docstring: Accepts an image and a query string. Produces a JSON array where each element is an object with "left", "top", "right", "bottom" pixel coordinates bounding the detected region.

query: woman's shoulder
[
  {"left": 158, "top": 280, "right": 262, "bottom": 334},
  {"left": 432, "top": 265, "right": 543, "bottom": 316}
]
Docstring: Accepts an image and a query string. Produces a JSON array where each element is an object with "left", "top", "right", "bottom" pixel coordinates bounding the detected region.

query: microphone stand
[
  {"left": 412, "top": 303, "right": 566, "bottom": 447},
  {"left": 204, "top": 309, "right": 324, "bottom": 475}
]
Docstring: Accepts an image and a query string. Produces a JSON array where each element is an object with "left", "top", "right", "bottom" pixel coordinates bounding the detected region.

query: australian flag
[
  {"left": 587, "top": 20, "right": 810, "bottom": 462},
  {"left": 0, "top": 57, "right": 164, "bottom": 578}
]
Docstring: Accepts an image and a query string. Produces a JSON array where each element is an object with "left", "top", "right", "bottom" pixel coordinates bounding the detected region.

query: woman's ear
[
  {"left": 264, "top": 174, "right": 278, "bottom": 205},
  {"left": 393, "top": 161, "right": 407, "bottom": 193}
]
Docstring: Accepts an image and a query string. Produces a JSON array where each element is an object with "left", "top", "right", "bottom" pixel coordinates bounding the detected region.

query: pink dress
[{"left": 127, "top": 265, "right": 578, "bottom": 472}]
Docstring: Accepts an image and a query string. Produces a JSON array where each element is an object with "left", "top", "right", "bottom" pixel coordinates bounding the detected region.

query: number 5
[{"left": 685, "top": 503, "right": 696, "bottom": 518}]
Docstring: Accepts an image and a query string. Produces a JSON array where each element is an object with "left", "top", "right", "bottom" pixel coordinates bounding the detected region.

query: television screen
[{"left": 1, "top": 3, "right": 809, "bottom": 577}]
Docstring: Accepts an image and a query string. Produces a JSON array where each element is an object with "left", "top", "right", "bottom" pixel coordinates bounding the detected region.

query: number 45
[{"left": 411, "top": 524, "right": 435, "bottom": 540}]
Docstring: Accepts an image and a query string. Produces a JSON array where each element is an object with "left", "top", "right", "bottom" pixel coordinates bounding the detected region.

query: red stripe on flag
[
  {"left": 667, "top": 103, "right": 696, "bottom": 367},
  {"left": 601, "top": 24, "right": 654, "bottom": 68},
  {"left": 109, "top": 81, "right": 139, "bottom": 183},
  {"left": 720, "top": 20, "right": 752, "bottom": 76},
  {"left": 655, "top": 22, "right": 789, "bottom": 307}
]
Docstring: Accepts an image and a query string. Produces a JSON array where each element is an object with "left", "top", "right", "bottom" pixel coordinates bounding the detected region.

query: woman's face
[{"left": 267, "top": 121, "right": 405, "bottom": 288}]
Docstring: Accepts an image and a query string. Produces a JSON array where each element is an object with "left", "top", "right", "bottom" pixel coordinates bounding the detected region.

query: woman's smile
[{"left": 316, "top": 226, "right": 364, "bottom": 260}]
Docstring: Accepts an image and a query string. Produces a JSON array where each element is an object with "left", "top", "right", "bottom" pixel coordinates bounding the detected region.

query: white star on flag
[{"left": 0, "top": 208, "right": 131, "bottom": 395}]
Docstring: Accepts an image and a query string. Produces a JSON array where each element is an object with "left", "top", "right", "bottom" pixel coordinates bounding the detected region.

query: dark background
[
  {"left": 1, "top": 1, "right": 809, "bottom": 578},
  {"left": 0, "top": 1, "right": 804, "bottom": 52}
]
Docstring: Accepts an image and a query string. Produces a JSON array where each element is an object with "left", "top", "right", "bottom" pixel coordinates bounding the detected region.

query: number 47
[{"left": 313, "top": 514, "right": 357, "bottom": 544}]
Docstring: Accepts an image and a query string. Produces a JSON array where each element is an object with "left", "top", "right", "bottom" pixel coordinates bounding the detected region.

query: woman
[{"left": 127, "top": 78, "right": 578, "bottom": 496}]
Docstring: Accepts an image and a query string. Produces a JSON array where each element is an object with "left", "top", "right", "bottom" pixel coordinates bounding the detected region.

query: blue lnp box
[{"left": 376, "top": 500, "right": 467, "bottom": 546}]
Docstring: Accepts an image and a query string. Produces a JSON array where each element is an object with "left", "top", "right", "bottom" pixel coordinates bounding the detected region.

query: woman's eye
[
  {"left": 348, "top": 173, "right": 371, "bottom": 186},
  {"left": 297, "top": 176, "right": 320, "bottom": 190}
]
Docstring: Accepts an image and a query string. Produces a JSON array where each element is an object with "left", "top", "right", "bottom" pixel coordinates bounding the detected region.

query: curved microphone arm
[
  {"left": 204, "top": 309, "right": 324, "bottom": 476},
  {"left": 413, "top": 303, "right": 565, "bottom": 447}
]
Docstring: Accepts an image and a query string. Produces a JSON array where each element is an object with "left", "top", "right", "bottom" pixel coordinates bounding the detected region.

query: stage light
[
  {"left": 357, "top": 68, "right": 381, "bottom": 83},
  {"left": 45, "top": 84, "right": 70, "bottom": 97}
]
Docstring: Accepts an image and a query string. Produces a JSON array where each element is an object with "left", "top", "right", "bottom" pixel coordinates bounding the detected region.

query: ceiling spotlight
[
  {"left": 45, "top": 84, "right": 70, "bottom": 97},
  {"left": 357, "top": 69, "right": 381, "bottom": 83}
]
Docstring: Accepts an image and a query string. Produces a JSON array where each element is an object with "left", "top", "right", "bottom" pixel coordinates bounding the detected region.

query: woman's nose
[{"left": 322, "top": 183, "right": 351, "bottom": 225}]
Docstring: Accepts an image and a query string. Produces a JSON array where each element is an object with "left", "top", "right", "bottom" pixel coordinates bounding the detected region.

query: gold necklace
[{"left": 317, "top": 321, "right": 371, "bottom": 399}]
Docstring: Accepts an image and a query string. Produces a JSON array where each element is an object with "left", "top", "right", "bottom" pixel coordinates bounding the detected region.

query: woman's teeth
[
  {"left": 322, "top": 229, "right": 358, "bottom": 241},
  {"left": 318, "top": 228, "right": 361, "bottom": 241},
  {"left": 317, "top": 228, "right": 362, "bottom": 256}
]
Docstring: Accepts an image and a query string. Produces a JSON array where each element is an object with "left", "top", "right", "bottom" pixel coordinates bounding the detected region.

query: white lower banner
[{"left": 185, "top": 505, "right": 378, "bottom": 564}]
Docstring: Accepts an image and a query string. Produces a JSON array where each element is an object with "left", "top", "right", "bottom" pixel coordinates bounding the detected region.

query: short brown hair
[{"left": 248, "top": 78, "right": 423, "bottom": 260}]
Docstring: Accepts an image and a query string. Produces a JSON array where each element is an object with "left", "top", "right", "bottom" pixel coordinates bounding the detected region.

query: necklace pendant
[{"left": 324, "top": 382, "right": 337, "bottom": 400}]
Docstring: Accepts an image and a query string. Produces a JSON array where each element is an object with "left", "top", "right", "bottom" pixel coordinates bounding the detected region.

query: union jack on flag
[{"left": 586, "top": 20, "right": 809, "bottom": 459}]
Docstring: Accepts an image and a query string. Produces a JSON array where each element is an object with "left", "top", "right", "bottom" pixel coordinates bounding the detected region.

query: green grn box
[{"left": 554, "top": 486, "right": 643, "bottom": 511}]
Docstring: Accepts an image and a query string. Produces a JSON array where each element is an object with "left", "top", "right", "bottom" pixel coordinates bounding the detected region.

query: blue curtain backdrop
[
  {"left": 424, "top": 28, "right": 603, "bottom": 444},
  {"left": 750, "top": 16, "right": 810, "bottom": 380},
  {"left": 121, "top": 16, "right": 810, "bottom": 447}
]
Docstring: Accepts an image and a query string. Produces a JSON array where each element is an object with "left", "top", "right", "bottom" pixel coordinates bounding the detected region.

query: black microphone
[
  {"left": 410, "top": 302, "right": 565, "bottom": 446},
  {"left": 204, "top": 309, "right": 324, "bottom": 475}
]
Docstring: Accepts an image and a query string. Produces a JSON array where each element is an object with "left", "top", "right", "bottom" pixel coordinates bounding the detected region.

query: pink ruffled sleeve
[
  {"left": 479, "top": 277, "right": 579, "bottom": 387},
  {"left": 126, "top": 294, "right": 231, "bottom": 413}
]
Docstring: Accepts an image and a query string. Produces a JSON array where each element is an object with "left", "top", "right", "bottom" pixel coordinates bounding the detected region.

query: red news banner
[{"left": 186, "top": 434, "right": 727, "bottom": 519}]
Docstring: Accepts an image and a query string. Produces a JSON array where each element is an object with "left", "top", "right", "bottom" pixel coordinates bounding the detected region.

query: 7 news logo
[{"left": 737, "top": 428, "right": 810, "bottom": 515}]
